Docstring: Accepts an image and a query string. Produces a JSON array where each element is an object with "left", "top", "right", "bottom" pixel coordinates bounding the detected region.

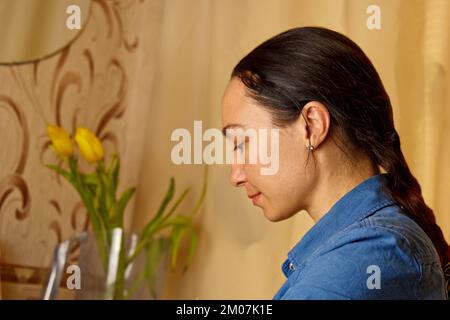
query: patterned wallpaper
[{"left": 0, "top": 0, "right": 155, "bottom": 292}]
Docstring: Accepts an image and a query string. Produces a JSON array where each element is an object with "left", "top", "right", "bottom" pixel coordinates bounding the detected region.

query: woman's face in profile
[{"left": 221, "top": 78, "right": 315, "bottom": 222}]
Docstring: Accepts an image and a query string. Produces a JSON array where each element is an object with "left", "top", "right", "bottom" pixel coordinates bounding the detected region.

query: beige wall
[{"left": 1, "top": 0, "right": 449, "bottom": 299}]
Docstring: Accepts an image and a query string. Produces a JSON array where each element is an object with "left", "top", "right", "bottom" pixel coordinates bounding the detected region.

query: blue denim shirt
[{"left": 273, "top": 175, "right": 448, "bottom": 300}]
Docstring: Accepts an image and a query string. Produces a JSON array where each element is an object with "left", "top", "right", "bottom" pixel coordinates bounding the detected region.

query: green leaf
[
  {"left": 188, "top": 166, "right": 208, "bottom": 219},
  {"left": 154, "top": 177, "right": 175, "bottom": 221},
  {"left": 141, "top": 178, "right": 175, "bottom": 239},
  {"left": 169, "top": 225, "right": 187, "bottom": 269},
  {"left": 113, "top": 187, "right": 136, "bottom": 227},
  {"left": 81, "top": 172, "right": 98, "bottom": 186},
  {"left": 108, "top": 155, "right": 120, "bottom": 197},
  {"left": 66, "top": 156, "right": 109, "bottom": 269},
  {"left": 144, "top": 238, "right": 165, "bottom": 298},
  {"left": 81, "top": 173, "right": 98, "bottom": 195},
  {"left": 160, "top": 214, "right": 191, "bottom": 229},
  {"left": 140, "top": 187, "right": 190, "bottom": 245},
  {"left": 96, "top": 166, "right": 110, "bottom": 225},
  {"left": 184, "top": 229, "right": 197, "bottom": 272},
  {"left": 46, "top": 164, "right": 74, "bottom": 185},
  {"left": 128, "top": 169, "right": 207, "bottom": 272},
  {"left": 160, "top": 188, "right": 190, "bottom": 224}
]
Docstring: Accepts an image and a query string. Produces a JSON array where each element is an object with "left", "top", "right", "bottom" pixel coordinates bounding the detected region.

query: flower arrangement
[{"left": 46, "top": 125, "right": 207, "bottom": 299}]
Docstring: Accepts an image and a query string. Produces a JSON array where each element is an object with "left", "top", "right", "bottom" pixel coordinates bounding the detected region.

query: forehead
[
  {"left": 221, "top": 78, "right": 272, "bottom": 128},
  {"left": 221, "top": 78, "right": 250, "bottom": 113}
]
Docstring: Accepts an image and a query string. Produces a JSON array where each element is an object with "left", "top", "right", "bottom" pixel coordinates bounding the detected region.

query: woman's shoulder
[
  {"left": 307, "top": 203, "right": 443, "bottom": 280},
  {"left": 313, "top": 206, "right": 426, "bottom": 268},
  {"left": 357, "top": 204, "right": 441, "bottom": 265},
  {"left": 295, "top": 205, "right": 446, "bottom": 299},
  {"left": 315, "top": 204, "right": 441, "bottom": 268}
]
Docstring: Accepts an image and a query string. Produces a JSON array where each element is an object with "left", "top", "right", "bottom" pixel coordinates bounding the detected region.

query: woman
[{"left": 221, "top": 27, "right": 450, "bottom": 299}]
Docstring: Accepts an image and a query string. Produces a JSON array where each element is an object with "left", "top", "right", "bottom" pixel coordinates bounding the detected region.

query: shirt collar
[{"left": 287, "top": 174, "right": 395, "bottom": 269}]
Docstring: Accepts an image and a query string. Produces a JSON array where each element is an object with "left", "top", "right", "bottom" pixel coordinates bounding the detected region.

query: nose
[{"left": 229, "top": 163, "right": 247, "bottom": 187}]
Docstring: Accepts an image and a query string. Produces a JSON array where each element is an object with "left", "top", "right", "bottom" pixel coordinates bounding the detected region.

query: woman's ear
[{"left": 299, "top": 101, "right": 330, "bottom": 149}]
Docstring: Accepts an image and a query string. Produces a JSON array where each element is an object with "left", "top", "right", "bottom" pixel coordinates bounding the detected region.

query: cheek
[
  {"left": 264, "top": 142, "right": 310, "bottom": 207},
  {"left": 276, "top": 139, "right": 305, "bottom": 182},
  {"left": 242, "top": 163, "right": 262, "bottom": 187},
  {"left": 245, "top": 133, "right": 310, "bottom": 202},
  {"left": 262, "top": 173, "right": 307, "bottom": 221}
]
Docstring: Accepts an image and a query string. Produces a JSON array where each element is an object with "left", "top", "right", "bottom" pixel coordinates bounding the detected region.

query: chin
[
  {"left": 262, "top": 208, "right": 288, "bottom": 222},
  {"left": 262, "top": 206, "right": 297, "bottom": 222}
]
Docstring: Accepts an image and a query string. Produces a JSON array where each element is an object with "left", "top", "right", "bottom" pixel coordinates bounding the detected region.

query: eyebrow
[{"left": 222, "top": 124, "right": 244, "bottom": 136}]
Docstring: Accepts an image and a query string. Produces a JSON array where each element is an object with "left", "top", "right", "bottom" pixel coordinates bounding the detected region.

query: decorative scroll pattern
[{"left": 0, "top": 0, "right": 146, "bottom": 270}]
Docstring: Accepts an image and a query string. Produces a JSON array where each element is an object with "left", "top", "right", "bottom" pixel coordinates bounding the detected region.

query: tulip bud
[
  {"left": 75, "top": 127, "right": 104, "bottom": 164},
  {"left": 47, "top": 124, "right": 74, "bottom": 158}
]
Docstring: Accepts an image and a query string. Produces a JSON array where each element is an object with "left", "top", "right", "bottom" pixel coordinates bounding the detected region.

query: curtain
[{"left": 142, "top": 0, "right": 450, "bottom": 299}]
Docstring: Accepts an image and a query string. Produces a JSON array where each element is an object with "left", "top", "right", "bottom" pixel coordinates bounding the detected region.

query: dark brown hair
[{"left": 232, "top": 26, "right": 450, "bottom": 294}]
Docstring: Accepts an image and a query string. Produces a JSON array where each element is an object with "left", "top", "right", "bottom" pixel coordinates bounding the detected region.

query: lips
[{"left": 248, "top": 192, "right": 262, "bottom": 205}]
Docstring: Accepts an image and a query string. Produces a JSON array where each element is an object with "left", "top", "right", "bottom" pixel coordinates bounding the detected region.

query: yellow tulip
[
  {"left": 74, "top": 127, "right": 104, "bottom": 164},
  {"left": 47, "top": 124, "right": 74, "bottom": 157}
]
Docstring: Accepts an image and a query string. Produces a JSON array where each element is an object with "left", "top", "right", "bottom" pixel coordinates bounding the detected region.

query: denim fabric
[{"left": 273, "top": 175, "right": 447, "bottom": 300}]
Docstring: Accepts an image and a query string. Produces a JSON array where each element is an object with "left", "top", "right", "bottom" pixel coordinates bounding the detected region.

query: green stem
[{"left": 67, "top": 157, "right": 109, "bottom": 271}]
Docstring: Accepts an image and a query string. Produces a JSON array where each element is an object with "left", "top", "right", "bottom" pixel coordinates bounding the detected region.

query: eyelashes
[{"left": 231, "top": 136, "right": 250, "bottom": 152}]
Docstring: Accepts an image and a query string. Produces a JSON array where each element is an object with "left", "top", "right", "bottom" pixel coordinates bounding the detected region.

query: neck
[{"left": 306, "top": 159, "right": 378, "bottom": 223}]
